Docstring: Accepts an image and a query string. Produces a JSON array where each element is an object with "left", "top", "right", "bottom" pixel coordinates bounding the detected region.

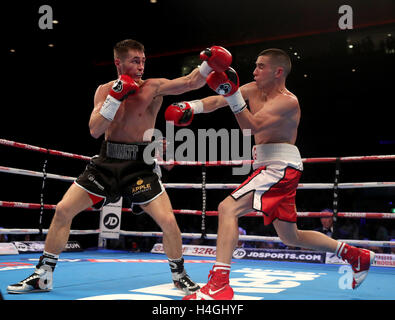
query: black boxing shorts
[{"left": 74, "top": 140, "right": 164, "bottom": 209}]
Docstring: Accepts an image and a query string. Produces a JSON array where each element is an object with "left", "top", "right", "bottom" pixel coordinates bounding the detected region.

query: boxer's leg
[
  {"left": 273, "top": 219, "right": 338, "bottom": 251},
  {"left": 273, "top": 220, "right": 375, "bottom": 289},
  {"left": 7, "top": 184, "right": 94, "bottom": 294},
  {"left": 216, "top": 194, "right": 253, "bottom": 265},
  {"left": 183, "top": 194, "right": 253, "bottom": 300},
  {"left": 45, "top": 183, "right": 94, "bottom": 254},
  {"left": 142, "top": 191, "right": 182, "bottom": 259},
  {"left": 142, "top": 191, "right": 200, "bottom": 294}
]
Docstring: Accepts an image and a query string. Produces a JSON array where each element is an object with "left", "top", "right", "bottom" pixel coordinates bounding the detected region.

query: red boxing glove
[
  {"left": 200, "top": 46, "right": 232, "bottom": 72},
  {"left": 109, "top": 74, "right": 139, "bottom": 101},
  {"left": 165, "top": 102, "right": 194, "bottom": 126},
  {"left": 198, "top": 46, "right": 232, "bottom": 78},
  {"left": 206, "top": 67, "right": 240, "bottom": 97},
  {"left": 100, "top": 75, "right": 139, "bottom": 121},
  {"left": 207, "top": 68, "right": 247, "bottom": 114}
]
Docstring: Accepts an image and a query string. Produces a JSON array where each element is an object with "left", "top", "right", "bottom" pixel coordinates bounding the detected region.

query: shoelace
[
  {"left": 179, "top": 274, "right": 197, "bottom": 287},
  {"left": 207, "top": 270, "right": 228, "bottom": 288},
  {"left": 208, "top": 269, "right": 229, "bottom": 282}
]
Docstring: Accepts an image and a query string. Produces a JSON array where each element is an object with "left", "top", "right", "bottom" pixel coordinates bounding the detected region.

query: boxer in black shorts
[
  {"left": 7, "top": 39, "right": 232, "bottom": 295},
  {"left": 76, "top": 141, "right": 164, "bottom": 209}
]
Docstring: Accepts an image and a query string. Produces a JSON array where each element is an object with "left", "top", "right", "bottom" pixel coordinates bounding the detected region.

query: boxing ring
[{"left": 1, "top": 138, "right": 395, "bottom": 301}]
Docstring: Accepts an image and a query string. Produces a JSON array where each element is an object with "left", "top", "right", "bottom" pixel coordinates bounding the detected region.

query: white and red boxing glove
[
  {"left": 198, "top": 46, "right": 232, "bottom": 78},
  {"left": 164, "top": 100, "right": 203, "bottom": 126},
  {"left": 99, "top": 75, "right": 139, "bottom": 121},
  {"left": 207, "top": 67, "right": 247, "bottom": 114}
]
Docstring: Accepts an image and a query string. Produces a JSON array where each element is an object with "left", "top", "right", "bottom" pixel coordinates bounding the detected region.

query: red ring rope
[
  {"left": 1, "top": 200, "right": 394, "bottom": 219},
  {"left": 2, "top": 138, "right": 395, "bottom": 165}
]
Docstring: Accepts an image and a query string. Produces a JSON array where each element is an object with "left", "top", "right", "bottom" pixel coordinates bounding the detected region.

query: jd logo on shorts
[{"left": 103, "top": 213, "right": 120, "bottom": 229}]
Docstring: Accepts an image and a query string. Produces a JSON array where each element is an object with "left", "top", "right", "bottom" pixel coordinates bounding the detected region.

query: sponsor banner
[
  {"left": 151, "top": 243, "right": 217, "bottom": 257},
  {"left": 153, "top": 243, "right": 395, "bottom": 267},
  {"left": 99, "top": 197, "right": 122, "bottom": 239},
  {"left": 232, "top": 248, "right": 326, "bottom": 263},
  {"left": 0, "top": 243, "right": 19, "bottom": 255},
  {"left": 12, "top": 241, "right": 82, "bottom": 253},
  {"left": 374, "top": 253, "right": 395, "bottom": 267},
  {"left": 152, "top": 244, "right": 325, "bottom": 263},
  {"left": 326, "top": 252, "right": 395, "bottom": 268}
]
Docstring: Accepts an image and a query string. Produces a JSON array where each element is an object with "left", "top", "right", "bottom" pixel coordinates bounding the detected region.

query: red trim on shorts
[
  {"left": 259, "top": 167, "right": 301, "bottom": 225},
  {"left": 87, "top": 193, "right": 105, "bottom": 206}
]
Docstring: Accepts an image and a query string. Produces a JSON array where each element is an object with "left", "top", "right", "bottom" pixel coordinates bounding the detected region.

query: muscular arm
[
  {"left": 197, "top": 84, "right": 252, "bottom": 113},
  {"left": 89, "top": 83, "right": 112, "bottom": 139},
  {"left": 155, "top": 68, "right": 206, "bottom": 96},
  {"left": 235, "top": 96, "right": 299, "bottom": 135},
  {"left": 200, "top": 95, "right": 228, "bottom": 113}
]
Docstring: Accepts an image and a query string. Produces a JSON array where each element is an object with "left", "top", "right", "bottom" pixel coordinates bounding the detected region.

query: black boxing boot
[
  {"left": 7, "top": 251, "right": 58, "bottom": 294},
  {"left": 168, "top": 257, "right": 200, "bottom": 295}
]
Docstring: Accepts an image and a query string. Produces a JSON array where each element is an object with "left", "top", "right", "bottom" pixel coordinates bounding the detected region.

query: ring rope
[
  {"left": 1, "top": 200, "right": 394, "bottom": 219},
  {"left": 2, "top": 165, "right": 395, "bottom": 189},
  {"left": 0, "top": 139, "right": 91, "bottom": 161},
  {"left": 0, "top": 228, "right": 99, "bottom": 235},
  {"left": 2, "top": 138, "right": 395, "bottom": 165},
  {"left": 0, "top": 228, "right": 393, "bottom": 248},
  {"left": 0, "top": 166, "right": 75, "bottom": 182},
  {"left": 119, "top": 232, "right": 395, "bottom": 248},
  {"left": 2, "top": 139, "right": 395, "bottom": 251}
]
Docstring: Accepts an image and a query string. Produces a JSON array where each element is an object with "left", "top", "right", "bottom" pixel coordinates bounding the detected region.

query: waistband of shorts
[
  {"left": 252, "top": 143, "right": 302, "bottom": 169},
  {"left": 100, "top": 140, "right": 152, "bottom": 161}
]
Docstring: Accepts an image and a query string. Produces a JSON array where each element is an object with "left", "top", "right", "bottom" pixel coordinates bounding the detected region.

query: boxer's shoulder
[
  {"left": 240, "top": 82, "right": 257, "bottom": 97},
  {"left": 276, "top": 92, "right": 299, "bottom": 112},
  {"left": 96, "top": 81, "right": 114, "bottom": 95},
  {"left": 93, "top": 81, "right": 113, "bottom": 104}
]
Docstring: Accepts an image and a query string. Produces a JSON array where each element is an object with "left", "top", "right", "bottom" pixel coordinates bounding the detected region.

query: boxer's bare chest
[{"left": 106, "top": 84, "right": 163, "bottom": 142}]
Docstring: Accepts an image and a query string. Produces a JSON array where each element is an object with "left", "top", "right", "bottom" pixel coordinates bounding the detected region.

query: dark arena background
[{"left": 0, "top": 0, "right": 395, "bottom": 306}]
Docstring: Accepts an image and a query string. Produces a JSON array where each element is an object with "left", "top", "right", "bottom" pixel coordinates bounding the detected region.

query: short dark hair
[
  {"left": 258, "top": 48, "right": 291, "bottom": 77},
  {"left": 113, "top": 39, "right": 145, "bottom": 59}
]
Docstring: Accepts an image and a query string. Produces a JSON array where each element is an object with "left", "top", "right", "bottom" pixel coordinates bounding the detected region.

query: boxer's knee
[
  {"left": 217, "top": 199, "right": 227, "bottom": 217},
  {"left": 279, "top": 228, "right": 301, "bottom": 247},
  {"left": 158, "top": 211, "right": 180, "bottom": 234},
  {"left": 53, "top": 201, "right": 76, "bottom": 225},
  {"left": 218, "top": 197, "right": 236, "bottom": 219}
]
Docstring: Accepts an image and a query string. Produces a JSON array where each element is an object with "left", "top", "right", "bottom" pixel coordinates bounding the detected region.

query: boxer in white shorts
[
  {"left": 232, "top": 143, "right": 303, "bottom": 226},
  {"left": 167, "top": 48, "right": 375, "bottom": 300}
]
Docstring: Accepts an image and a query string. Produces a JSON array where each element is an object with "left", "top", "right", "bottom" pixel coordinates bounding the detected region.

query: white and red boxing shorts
[{"left": 231, "top": 143, "right": 303, "bottom": 225}]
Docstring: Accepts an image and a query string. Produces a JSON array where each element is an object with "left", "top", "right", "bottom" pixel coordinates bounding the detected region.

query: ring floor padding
[{"left": 1, "top": 249, "right": 394, "bottom": 300}]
